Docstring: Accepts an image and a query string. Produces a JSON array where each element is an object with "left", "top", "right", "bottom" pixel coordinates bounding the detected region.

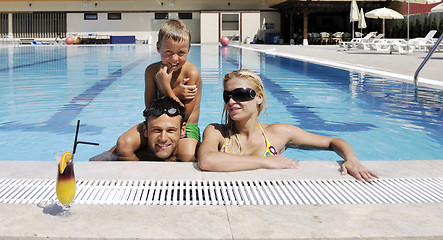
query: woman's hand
[
  {"left": 341, "top": 158, "right": 379, "bottom": 182},
  {"left": 173, "top": 78, "right": 198, "bottom": 100}
]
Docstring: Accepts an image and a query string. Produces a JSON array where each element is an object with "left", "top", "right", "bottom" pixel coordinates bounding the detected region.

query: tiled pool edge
[{"left": 0, "top": 160, "right": 442, "bottom": 239}]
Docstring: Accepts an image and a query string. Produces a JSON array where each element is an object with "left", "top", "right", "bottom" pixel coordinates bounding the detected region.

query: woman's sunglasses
[{"left": 223, "top": 88, "right": 256, "bottom": 104}]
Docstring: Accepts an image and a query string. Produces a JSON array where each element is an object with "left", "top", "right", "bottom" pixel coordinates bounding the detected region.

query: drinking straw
[
  {"left": 72, "top": 120, "right": 99, "bottom": 156},
  {"left": 72, "top": 120, "right": 80, "bottom": 155},
  {"left": 77, "top": 141, "right": 99, "bottom": 146}
]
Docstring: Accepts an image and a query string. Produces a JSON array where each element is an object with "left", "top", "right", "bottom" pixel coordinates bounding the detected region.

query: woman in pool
[{"left": 197, "top": 69, "right": 378, "bottom": 182}]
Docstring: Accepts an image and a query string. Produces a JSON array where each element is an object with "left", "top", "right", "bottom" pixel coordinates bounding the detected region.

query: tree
[
  {"left": 414, "top": 18, "right": 422, "bottom": 38},
  {"left": 423, "top": 16, "right": 430, "bottom": 35},
  {"left": 438, "top": 18, "right": 443, "bottom": 36},
  {"left": 390, "top": 23, "right": 399, "bottom": 38},
  {"left": 399, "top": 20, "right": 407, "bottom": 38},
  {"left": 431, "top": 17, "right": 437, "bottom": 33},
  {"left": 410, "top": 20, "right": 416, "bottom": 38}
]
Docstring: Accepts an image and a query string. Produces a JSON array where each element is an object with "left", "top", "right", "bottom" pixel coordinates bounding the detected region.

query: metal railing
[
  {"left": 414, "top": 33, "right": 443, "bottom": 91},
  {"left": 228, "top": 33, "right": 239, "bottom": 45},
  {"left": 12, "top": 12, "right": 66, "bottom": 39}
]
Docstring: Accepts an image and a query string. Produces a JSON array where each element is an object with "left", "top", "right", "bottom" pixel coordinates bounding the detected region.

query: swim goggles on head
[
  {"left": 223, "top": 88, "right": 256, "bottom": 104},
  {"left": 143, "top": 107, "right": 181, "bottom": 118}
]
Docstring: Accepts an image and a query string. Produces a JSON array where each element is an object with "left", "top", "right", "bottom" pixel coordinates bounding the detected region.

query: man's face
[
  {"left": 157, "top": 37, "right": 190, "bottom": 73},
  {"left": 144, "top": 114, "right": 185, "bottom": 160}
]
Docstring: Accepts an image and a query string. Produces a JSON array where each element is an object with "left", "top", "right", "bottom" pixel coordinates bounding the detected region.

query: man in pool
[{"left": 90, "top": 97, "right": 186, "bottom": 161}]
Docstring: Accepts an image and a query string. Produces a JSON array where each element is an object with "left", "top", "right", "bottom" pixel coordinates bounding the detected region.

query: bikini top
[{"left": 221, "top": 124, "right": 279, "bottom": 157}]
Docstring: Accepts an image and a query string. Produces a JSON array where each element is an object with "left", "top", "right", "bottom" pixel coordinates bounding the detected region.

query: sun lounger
[
  {"left": 408, "top": 30, "right": 437, "bottom": 52},
  {"left": 339, "top": 32, "right": 376, "bottom": 50},
  {"left": 385, "top": 39, "right": 412, "bottom": 54},
  {"left": 413, "top": 42, "right": 443, "bottom": 52},
  {"left": 20, "top": 38, "right": 35, "bottom": 45},
  {"left": 359, "top": 34, "right": 385, "bottom": 50},
  {"left": 362, "top": 38, "right": 413, "bottom": 54}
]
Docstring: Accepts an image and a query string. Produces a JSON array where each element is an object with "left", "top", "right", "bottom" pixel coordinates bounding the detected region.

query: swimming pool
[{"left": 0, "top": 45, "right": 442, "bottom": 161}]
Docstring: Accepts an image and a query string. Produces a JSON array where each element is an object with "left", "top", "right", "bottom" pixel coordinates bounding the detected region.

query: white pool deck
[
  {"left": 239, "top": 44, "right": 443, "bottom": 90},
  {"left": 1, "top": 44, "right": 443, "bottom": 239},
  {"left": 1, "top": 160, "right": 443, "bottom": 239}
]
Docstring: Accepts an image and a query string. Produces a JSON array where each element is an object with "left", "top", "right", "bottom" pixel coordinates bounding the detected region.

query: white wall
[
  {"left": 169, "top": 12, "right": 201, "bottom": 43},
  {"left": 0, "top": 1, "right": 279, "bottom": 44},
  {"left": 241, "top": 12, "right": 261, "bottom": 43},
  {"left": 200, "top": 12, "right": 220, "bottom": 43},
  {"left": 200, "top": 11, "right": 280, "bottom": 44},
  {"left": 67, "top": 12, "right": 201, "bottom": 43},
  {"left": 67, "top": 13, "right": 153, "bottom": 41}
]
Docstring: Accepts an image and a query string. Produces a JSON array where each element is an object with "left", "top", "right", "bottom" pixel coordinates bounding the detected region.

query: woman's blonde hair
[
  {"left": 158, "top": 19, "right": 191, "bottom": 47},
  {"left": 221, "top": 69, "right": 267, "bottom": 153}
]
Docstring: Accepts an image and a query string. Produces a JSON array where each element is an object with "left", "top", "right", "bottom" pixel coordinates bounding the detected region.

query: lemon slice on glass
[{"left": 59, "top": 152, "right": 72, "bottom": 174}]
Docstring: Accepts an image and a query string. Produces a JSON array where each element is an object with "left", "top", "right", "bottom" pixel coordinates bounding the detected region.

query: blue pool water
[{"left": 0, "top": 45, "right": 442, "bottom": 161}]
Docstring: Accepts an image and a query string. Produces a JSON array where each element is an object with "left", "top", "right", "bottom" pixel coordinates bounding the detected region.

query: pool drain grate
[{"left": 0, "top": 178, "right": 442, "bottom": 205}]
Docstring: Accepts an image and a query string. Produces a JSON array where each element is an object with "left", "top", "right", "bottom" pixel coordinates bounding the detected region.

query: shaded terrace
[{"left": 271, "top": 0, "right": 402, "bottom": 44}]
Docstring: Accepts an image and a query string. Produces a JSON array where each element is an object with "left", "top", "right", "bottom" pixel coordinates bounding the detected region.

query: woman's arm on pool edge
[
  {"left": 280, "top": 123, "right": 379, "bottom": 182},
  {"left": 197, "top": 124, "right": 300, "bottom": 172},
  {"left": 330, "top": 138, "right": 379, "bottom": 182}
]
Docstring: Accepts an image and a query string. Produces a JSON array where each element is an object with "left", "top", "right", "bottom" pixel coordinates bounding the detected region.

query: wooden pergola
[{"left": 270, "top": 0, "right": 400, "bottom": 44}]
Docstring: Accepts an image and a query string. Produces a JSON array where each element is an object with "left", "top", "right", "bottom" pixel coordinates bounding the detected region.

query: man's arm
[{"left": 89, "top": 146, "right": 118, "bottom": 161}]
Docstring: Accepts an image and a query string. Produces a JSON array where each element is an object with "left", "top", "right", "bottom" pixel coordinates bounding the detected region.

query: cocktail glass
[{"left": 55, "top": 150, "right": 76, "bottom": 217}]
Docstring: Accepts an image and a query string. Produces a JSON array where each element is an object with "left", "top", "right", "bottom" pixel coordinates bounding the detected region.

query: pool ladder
[
  {"left": 228, "top": 34, "right": 239, "bottom": 46},
  {"left": 414, "top": 33, "right": 443, "bottom": 92}
]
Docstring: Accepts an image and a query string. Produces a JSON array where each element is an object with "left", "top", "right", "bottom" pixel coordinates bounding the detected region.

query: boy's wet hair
[
  {"left": 143, "top": 97, "right": 185, "bottom": 124},
  {"left": 158, "top": 19, "right": 191, "bottom": 47}
]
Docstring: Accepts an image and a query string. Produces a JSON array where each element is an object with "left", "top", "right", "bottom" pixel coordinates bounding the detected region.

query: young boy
[{"left": 116, "top": 19, "right": 202, "bottom": 162}]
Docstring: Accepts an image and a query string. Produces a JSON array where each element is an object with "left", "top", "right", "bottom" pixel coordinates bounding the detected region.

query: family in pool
[{"left": 90, "top": 19, "right": 378, "bottom": 183}]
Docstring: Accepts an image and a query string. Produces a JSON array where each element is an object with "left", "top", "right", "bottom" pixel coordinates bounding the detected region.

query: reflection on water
[{"left": 0, "top": 45, "right": 442, "bottom": 161}]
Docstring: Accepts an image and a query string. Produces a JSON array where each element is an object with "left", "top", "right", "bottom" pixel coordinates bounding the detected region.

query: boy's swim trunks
[{"left": 185, "top": 123, "right": 200, "bottom": 141}]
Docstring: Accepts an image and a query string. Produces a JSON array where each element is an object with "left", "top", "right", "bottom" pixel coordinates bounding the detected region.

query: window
[
  {"left": 108, "top": 13, "right": 121, "bottom": 20},
  {"left": 178, "top": 12, "right": 192, "bottom": 20},
  {"left": 84, "top": 13, "right": 98, "bottom": 20},
  {"left": 155, "top": 13, "right": 168, "bottom": 20}
]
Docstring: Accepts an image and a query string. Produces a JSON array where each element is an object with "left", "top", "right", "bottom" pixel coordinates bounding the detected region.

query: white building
[{"left": 0, "top": 0, "right": 283, "bottom": 44}]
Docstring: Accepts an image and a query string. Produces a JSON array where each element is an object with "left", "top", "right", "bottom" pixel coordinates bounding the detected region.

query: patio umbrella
[
  {"left": 431, "top": 2, "right": 443, "bottom": 12},
  {"left": 365, "top": 7, "right": 404, "bottom": 35},
  {"left": 396, "top": 0, "right": 442, "bottom": 40},
  {"left": 358, "top": 8, "right": 367, "bottom": 35},
  {"left": 262, "top": 17, "right": 266, "bottom": 30},
  {"left": 350, "top": 0, "right": 361, "bottom": 38},
  {"left": 259, "top": 17, "right": 266, "bottom": 42}
]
